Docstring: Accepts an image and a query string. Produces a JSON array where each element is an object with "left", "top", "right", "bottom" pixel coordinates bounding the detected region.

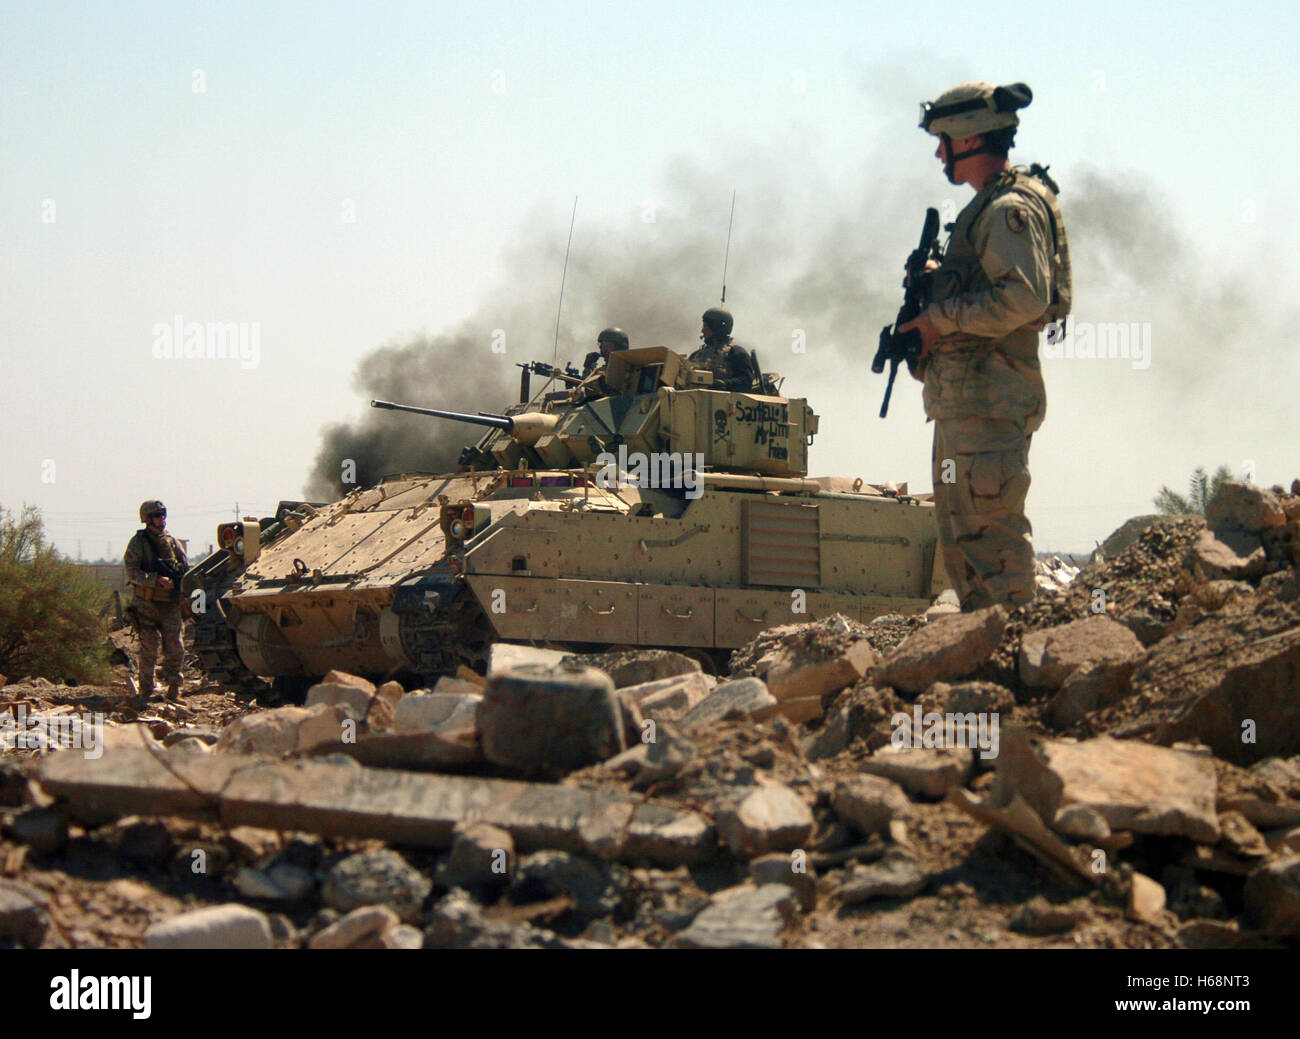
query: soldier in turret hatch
[{"left": 688, "top": 308, "right": 759, "bottom": 392}]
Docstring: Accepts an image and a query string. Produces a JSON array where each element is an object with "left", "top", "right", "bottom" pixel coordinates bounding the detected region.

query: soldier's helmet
[
  {"left": 597, "top": 327, "right": 629, "bottom": 352},
  {"left": 701, "top": 308, "right": 733, "bottom": 338},
  {"left": 920, "top": 81, "right": 1032, "bottom": 138},
  {"left": 139, "top": 499, "right": 166, "bottom": 522}
]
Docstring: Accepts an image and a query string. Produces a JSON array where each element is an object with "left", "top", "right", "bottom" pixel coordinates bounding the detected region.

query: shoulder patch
[{"left": 1005, "top": 206, "right": 1028, "bottom": 234}]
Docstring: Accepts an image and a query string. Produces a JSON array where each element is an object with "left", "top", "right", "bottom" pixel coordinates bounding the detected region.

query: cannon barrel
[
  {"left": 370, "top": 399, "right": 559, "bottom": 445},
  {"left": 370, "top": 399, "right": 514, "bottom": 430}
]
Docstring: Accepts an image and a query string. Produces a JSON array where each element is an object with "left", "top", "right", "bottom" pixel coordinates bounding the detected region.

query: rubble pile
[{"left": 3, "top": 480, "right": 1300, "bottom": 948}]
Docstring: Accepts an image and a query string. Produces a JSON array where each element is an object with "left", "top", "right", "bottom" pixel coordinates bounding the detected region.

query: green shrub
[{"left": 0, "top": 505, "right": 112, "bottom": 684}]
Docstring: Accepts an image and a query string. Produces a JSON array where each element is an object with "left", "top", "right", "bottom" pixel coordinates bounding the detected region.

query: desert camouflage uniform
[
  {"left": 918, "top": 166, "right": 1072, "bottom": 610},
  {"left": 689, "top": 340, "right": 759, "bottom": 392},
  {"left": 124, "top": 529, "right": 188, "bottom": 693}
]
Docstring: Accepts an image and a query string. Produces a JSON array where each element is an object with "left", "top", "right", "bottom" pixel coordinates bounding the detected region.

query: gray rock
[
  {"left": 1046, "top": 660, "right": 1137, "bottom": 729},
  {"left": 676, "top": 884, "right": 799, "bottom": 949},
  {"left": 381, "top": 923, "right": 424, "bottom": 949},
  {"left": 308, "top": 905, "right": 400, "bottom": 949},
  {"left": 1019, "top": 616, "right": 1146, "bottom": 689},
  {"left": 1052, "top": 804, "right": 1112, "bottom": 841},
  {"left": 837, "top": 850, "right": 926, "bottom": 903},
  {"left": 716, "top": 784, "right": 815, "bottom": 858},
  {"left": 487, "top": 643, "right": 568, "bottom": 676},
  {"left": 144, "top": 904, "right": 274, "bottom": 949},
  {"left": 425, "top": 890, "right": 566, "bottom": 949},
  {"left": 635, "top": 723, "right": 698, "bottom": 785},
  {"left": 511, "top": 850, "right": 625, "bottom": 918},
  {"left": 0, "top": 883, "right": 48, "bottom": 946},
  {"left": 306, "top": 682, "right": 379, "bottom": 723},
  {"left": 873, "top": 607, "right": 1007, "bottom": 695},
  {"left": 321, "top": 850, "right": 431, "bottom": 922},
  {"left": 8, "top": 806, "right": 67, "bottom": 855},
  {"left": 1188, "top": 529, "right": 1267, "bottom": 582},
  {"left": 1243, "top": 854, "right": 1300, "bottom": 933},
  {"left": 679, "top": 677, "right": 777, "bottom": 730},
  {"left": 618, "top": 672, "right": 712, "bottom": 722},
  {"left": 803, "top": 704, "right": 851, "bottom": 762},
  {"left": 749, "top": 853, "right": 817, "bottom": 911},
  {"left": 479, "top": 663, "right": 624, "bottom": 772},
  {"left": 215, "top": 703, "right": 348, "bottom": 757},
  {"left": 571, "top": 649, "right": 702, "bottom": 689},
  {"left": 831, "top": 775, "right": 912, "bottom": 836},
  {"left": 1010, "top": 896, "right": 1087, "bottom": 935},
  {"left": 439, "top": 822, "right": 514, "bottom": 888}
]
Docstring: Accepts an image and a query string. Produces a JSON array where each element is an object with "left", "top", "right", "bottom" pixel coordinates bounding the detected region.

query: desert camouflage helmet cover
[
  {"left": 920, "top": 81, "right": 1032, "bottom": 138},
  {"left": 701, "top": 307, "right": 733, "bottom": 337},
  {"left": 139, "top": 499, "right": 166, "bottom": 521}
]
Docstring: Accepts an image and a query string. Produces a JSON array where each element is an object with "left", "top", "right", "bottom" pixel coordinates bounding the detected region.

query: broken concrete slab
[
  {"left": 144, "top": 904, "right": 274, "bottom": 949},
  {"left": 859, "top": 747, "right": 974, "bottom": 801},
  {"left": 1188, "top": 529, "right": 1268, "bottom": 582},
  {"left": 1019, "top": 617, "right": 1146, "bottom": 689},
  {"left": 37, "top": 748, "right": 715, "bottom": 867},
  {"left": 313, "top": 728, "right": 482, "bottom": 771},
  {"left": 831, "top": 775, "right": 912, "bottom": 836},
  {"left": 716, "top": 785, "right": 814, "bottom": 858},
  {"left": 761, "top": 640, "right": 878, "bottom": 704},
  {"left": 480, "top": 663, "right": 624, "bottom": 773},
  {"left": 393, "top": 691, "right": 482, "bottom": 735},
  {"left": 617, "top": 671, "right": 712, "bottom": 723},
  {"left": 306, "top": 682, "right": 378, "bottom": 723},
  {"left": 873, "top": 606, "right": 1007, "bottom": 695},
  {"left": 1157, "top": 629, "right": 1300, "bottom": 766},
  {"left": 569, "top": 649, "right": 702, "bottom": 689},
  {"left": 487, "top": 643, "right": 568, "bottom": 676},
  {"left": 678, "top": 677, "right": 777, "bottom": 730},
  {"left": 1040, "top": 737, "right": 1219, "bottom": 843},
  {"left": 215, "top": 704, "right": 348, "bottom": 758},
  {"left": 676, "top": 884, "right": 798, "bottom": 949},
  {"left": 1206, "top": 480, "right": 1286, "bottom": 535}
]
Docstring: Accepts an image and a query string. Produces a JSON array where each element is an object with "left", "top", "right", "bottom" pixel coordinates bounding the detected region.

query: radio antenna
[
  {"left": 720, "top": 189, "right": 736, "bottom": 304},
  {"left": 551, "top": 196, "right": 578, "bottom": 370}
]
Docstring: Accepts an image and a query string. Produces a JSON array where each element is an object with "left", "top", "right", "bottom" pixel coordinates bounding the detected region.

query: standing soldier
[
  {"left": 123, "top": 500, "right": 189, "bottom": 699},
  {"left": 897, "top": 82, "right": 1072, "bottom": 611},
  {"left": 689, "top": 308, "right": 759, "bottom": 392}
]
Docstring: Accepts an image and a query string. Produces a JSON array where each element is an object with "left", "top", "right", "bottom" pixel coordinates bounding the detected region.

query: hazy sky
[{"left": 3, "top": 0, "right": 1297, "bottom": 560}]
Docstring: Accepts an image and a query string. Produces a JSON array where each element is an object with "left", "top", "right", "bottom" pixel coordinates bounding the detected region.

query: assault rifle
[{"left": 871, "top": 207, "right": 942, "bottom": 418}]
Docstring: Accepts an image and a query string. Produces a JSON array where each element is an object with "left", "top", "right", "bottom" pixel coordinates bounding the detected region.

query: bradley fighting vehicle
[{"left": 183, "top": 346, "right": 949, "bottom": 689}]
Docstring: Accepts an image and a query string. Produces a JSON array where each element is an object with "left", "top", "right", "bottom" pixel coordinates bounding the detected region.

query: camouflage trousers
[
  {"left": 132, "top": 598, "right": 184, "bottom": 691},
  {"left": 931, "top": 416, "right": 1037, "bottom": 611}
]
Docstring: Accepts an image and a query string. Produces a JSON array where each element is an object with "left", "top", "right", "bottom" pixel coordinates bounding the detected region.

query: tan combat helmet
[
  {"left": 920, "top": 81, "right": 1032, "bottom": 138},
  {"left": 139, "top": 499, "right": 166, "bottom": 522}
]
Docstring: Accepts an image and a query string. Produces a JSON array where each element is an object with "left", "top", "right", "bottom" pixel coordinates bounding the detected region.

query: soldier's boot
[{"left": 166, "top": 681, "right": 181, "bottom": 701}]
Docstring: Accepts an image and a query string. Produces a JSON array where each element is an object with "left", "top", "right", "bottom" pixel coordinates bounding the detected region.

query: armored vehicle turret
[{"left": 185, "top": 345, "right": 948, "bottom": 685}]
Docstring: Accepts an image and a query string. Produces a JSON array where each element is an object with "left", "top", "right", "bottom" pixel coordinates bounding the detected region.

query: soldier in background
[
  {"left": 689, "top": 308, "right": 759, "bottom": 392},
  {"left": 897, "top": 81, "right": 1072, "bottom": 611},
  {"left": 123, "top": 500, "right": 189, "bottom": 699},
  {"left": 574, "top": 327, "right": 629, "bottom": 401},
  {"left": 583, "top": 327, "right": 630, "bottom": 377}
]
